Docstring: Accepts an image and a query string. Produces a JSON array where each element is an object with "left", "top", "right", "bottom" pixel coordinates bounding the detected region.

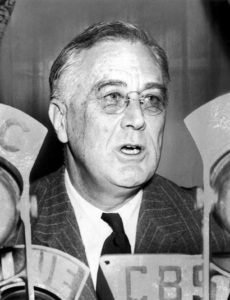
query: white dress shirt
[{"left": 65, "top": 170, "right": 142, "bottom": 288}]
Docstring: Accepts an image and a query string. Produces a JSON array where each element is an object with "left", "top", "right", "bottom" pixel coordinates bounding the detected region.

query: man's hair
[{"left": 49, "top": 21, "right": 170, "bottom": 101}]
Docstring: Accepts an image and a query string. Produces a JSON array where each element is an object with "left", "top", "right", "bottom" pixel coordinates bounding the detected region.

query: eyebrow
[
  {"left": 143, "top": 82, "right": 167, "bottom": 92},
  {"left": 93, "top": 80, "right": 167, "bottom": 93},
  {"left": 94, "top": 80, "right": 127, "bottom": 92}
]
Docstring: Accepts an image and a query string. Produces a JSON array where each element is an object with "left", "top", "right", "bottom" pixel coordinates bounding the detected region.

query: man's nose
[{"left": 120, "top": 98, "right": 146, "bottom": 130}]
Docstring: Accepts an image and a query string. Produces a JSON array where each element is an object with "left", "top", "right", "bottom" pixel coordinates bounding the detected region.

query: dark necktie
[{"left": 96, "top": 213, "right": 131, "bottom": 300}]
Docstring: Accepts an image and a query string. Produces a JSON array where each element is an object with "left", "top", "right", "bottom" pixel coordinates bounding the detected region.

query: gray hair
[{"left": 49, "top": 21, "right": 170, "bottom": 101}]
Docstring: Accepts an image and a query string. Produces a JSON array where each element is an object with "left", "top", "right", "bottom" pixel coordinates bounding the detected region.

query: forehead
[{"left": 76, "top": 40, "right": 163, "bottom": 89}]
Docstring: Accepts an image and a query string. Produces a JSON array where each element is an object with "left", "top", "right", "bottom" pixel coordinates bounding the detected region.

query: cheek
[
  {"left": 86, "top": 119, "right": 111, "bottom": 152},
  {"left": 83, "top": 102, "right": 117, "bottom": 148},
  {"left": 148, "top": 116, "right": 165, "bottom": 147},
  {"left": 67, "top": 101, "right": 89, "bottom": 158},
  {"left": 157, "top": 122, "right": 165, "bottom": 146}
]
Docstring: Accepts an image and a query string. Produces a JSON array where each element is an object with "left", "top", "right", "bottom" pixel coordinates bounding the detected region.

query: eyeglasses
[{"left": 96, "top": 89, "right": 168, "bottom": 115}]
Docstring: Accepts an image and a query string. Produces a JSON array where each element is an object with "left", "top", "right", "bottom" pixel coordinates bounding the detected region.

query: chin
[{"left": 114, "top": 167, "right": 154, "bottom": 189}]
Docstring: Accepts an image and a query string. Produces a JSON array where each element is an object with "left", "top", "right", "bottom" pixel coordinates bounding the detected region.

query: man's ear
[{"left": 48, "top": 100, "right": 68, "bottom": 143}]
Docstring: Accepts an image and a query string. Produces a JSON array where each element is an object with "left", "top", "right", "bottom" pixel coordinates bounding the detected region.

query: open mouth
[{"left": 120, "top": 144, "right": 142, "bottom": 155}]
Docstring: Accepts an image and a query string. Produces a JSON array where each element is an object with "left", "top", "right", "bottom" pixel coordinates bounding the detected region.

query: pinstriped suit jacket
[{"left": 30, "top": 167, "right": 230, "bottom": 300}]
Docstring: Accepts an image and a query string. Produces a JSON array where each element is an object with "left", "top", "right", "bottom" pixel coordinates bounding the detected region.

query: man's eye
[
  {"left": 101, "top": 92, "right": 124, "bottom": 114},
  {"left": 103, "top": 92, "right": 123, "bottom": 104},
  {"left": 144, "top": 94, "right": 166, "bottom": 112},
  {"left": 145, "top": 95, "right": 162, "bottom": 104}
]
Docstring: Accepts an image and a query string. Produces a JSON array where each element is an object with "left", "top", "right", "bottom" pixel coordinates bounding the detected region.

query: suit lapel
[
  {"left": 33, "top": 169, "right": 86, "bottom": 261},
  {"left": 32, "top": 168, "right": 97, "bottom": 300},
  {"left": 135, "top": 175, "right": 187, "bottom": 254}
]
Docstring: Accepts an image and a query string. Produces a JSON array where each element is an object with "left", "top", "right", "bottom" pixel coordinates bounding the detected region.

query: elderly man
[{"left": 30, "top": 22, "right": 230, "bottom": 299}]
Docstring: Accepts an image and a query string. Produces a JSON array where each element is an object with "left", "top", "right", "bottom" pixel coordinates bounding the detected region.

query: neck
[{"left": 66, "top": 161, "right": 140, "bottom": 211}]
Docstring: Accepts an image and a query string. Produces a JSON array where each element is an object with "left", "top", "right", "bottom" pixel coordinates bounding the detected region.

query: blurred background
[{"left": 0, "top": 0, "right": 230, "bottom": 187}]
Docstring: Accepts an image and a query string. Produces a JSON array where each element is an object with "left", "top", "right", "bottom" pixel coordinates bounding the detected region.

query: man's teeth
[{"left": 121, "top": 145, "right": 141, "bottom": 154}]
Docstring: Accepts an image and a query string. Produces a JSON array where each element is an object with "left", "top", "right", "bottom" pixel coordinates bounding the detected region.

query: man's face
[{"left": 61, "top": 40, "right": 166, "bottom": 193}]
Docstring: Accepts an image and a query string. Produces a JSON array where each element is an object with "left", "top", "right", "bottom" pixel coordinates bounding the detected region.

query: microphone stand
[{"left": 19, "top": 181, "right": 35, "bottom": 300}]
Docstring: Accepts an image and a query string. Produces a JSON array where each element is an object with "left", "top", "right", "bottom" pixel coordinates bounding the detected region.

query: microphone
[{"left": 0, "top": 165, "right": 21, "bottom": 247}]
